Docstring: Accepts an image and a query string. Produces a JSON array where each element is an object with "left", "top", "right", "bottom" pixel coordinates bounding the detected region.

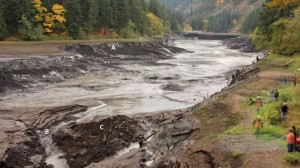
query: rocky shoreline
[
  {"left": 0, "top": 36, "right": 260, "bottom": 168},
  {"left": 223, "top": 36, "right": 256, "bottom": 52}
]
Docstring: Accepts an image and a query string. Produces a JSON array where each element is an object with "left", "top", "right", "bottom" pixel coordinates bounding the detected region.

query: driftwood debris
[{"left": 171, "top": 128, "right": 198, "bottom": 137}]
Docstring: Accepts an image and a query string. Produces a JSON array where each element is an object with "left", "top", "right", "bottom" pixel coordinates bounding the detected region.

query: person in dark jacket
[
  {"left": 274, "top": 89, "right": 279, "bottom": 101},
  {"left": 292, "top": 126, "right": 297, "bottom": 151},
  {"left": 281, "top": 103, "right": 288, "bottom": 122}
]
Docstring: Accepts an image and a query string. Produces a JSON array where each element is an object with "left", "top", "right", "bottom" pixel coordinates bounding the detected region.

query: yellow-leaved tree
[
  {"left": 267, "top": 0, "right": 300, "bottom": 9},
  {"left": 32, "top": 0, "right": 47, "bottom": 22},
  {"left": 233, "top": 19, "right": 238, "bottom": 25},
  {"left": 32, "top": 0, "right": 66, "bottom": 34},
  {"left": 216, "top": 0, "right": 224, "bottom": 6},
  {"left": 202, "top": 19, "right": 208, "bottom": 32},
  {"left": 43, "top": 4, "right": 66, "bottom": 33},
  {"left": 146, "top": 12, "right": 164, "bottom": 35},
  {"left": 183, "top": 24, "right": 193, "bottom": 31}
]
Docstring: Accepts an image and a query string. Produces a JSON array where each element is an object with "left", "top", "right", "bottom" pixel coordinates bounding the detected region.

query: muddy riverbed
[{"left": 0, "top": 37, "right": 262, "bottom": 168}]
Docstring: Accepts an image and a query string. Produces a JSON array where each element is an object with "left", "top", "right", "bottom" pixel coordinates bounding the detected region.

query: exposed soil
[{"left": 0, "top": 129, "right": 51, "bottom": 168}]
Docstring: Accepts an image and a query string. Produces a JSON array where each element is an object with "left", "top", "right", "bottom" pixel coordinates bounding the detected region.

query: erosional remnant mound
[{"left": 52, "top": 115, "right": 145, "bottom": 168}]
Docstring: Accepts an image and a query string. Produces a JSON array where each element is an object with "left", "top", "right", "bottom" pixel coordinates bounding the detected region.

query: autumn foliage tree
[
  {"left": 43, "top": 4, "right": 66, "bottom": 33},
  {"left": 267, "top": 0, "right": 300, "bottom": 9},
  {"left": 147, "top": 12, "right": 164, "bottom": 35},
  {"left": 253, "top": 0, "right": 300, "bottom": 55},
  {"left": 183, "top": 24, "right": 193, "bottom": 31},
  {"left": 32, "top": 0, "right": 47, "bottom": 22},
  {"left": 32, "top": 0, "right": 66, "bottom": 34},
  {"left": 0, "top": 0, "right": 180, "bottom": 40},
  {"left": 216, "top": 0, "right": 224, "bottom": 6}
]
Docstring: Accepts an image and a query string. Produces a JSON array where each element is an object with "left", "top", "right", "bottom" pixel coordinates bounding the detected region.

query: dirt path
[{"left": 0, "top": 39, "right": 149, "bottom": 58}]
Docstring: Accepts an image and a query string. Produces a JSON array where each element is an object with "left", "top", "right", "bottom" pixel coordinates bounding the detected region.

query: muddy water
[{"left": 0, "top": 40, "right": 258, "bottom": 116}]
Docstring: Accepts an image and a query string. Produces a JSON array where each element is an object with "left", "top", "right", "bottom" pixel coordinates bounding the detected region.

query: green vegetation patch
[
  {"left": 282, "top": 152, "right": 300, "bottom": 165},
  {"left": 224, "top": 124, "right": 248, "bottom": 135},
  {"left": 232, "top": 150, "right": 245, "bottom": 159},
  {"left": 258, "top": 54, "right": 295, "bottom": 71}
]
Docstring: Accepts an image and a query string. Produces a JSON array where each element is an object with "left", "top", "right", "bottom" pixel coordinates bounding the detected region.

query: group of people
[
  {"left": 252, "top": 92, "right": 293, "bottom": 152},
  {"left": 253, "top": 119, "right": 298, "bottom": 152}
]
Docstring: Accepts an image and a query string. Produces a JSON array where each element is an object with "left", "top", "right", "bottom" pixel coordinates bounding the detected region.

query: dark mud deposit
[
  {"left": 0, "top": 36, "right": 258, "bottom": 168},
  {"left": 53, "top": 115, "right": 145, "bottom": 168},
  {"left": 223, "top": 36, "right": 256, "bottom": 52}
]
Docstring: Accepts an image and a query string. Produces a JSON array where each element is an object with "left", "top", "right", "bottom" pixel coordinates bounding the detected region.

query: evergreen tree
[
  {"left": 0, "top": 1, "right": 8, "bottom": 40},
  {"left": 98, "top": 0, "right": 113, "bottom": 28},
  {"left": 19, "top": 16, "right": 44, "bottom": 41},
  {"left": 149, "top": 0, "right": 166, "bottom": 20},
  {"left": 240, "top": 7, "right": 261, "bottom": 34},
  {"left": 129, "top": 0, "right": 148, "bottom": 35},
  {"left": 80, "top": 0, "right": 99, "bottom": 34},
  {"left": 2, "top": 0, "right": 33, "bottom": 35},
  {"left": 64, "top": 0, "right": 83, "bottom": 39},
  {"left": 116, "top": 0, "right": 130, "bottom": 31}
]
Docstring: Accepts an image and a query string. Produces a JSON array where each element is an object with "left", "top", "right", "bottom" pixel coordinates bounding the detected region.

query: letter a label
[{"left": 111, "top": 45, "right": 116, "bottom": 50}]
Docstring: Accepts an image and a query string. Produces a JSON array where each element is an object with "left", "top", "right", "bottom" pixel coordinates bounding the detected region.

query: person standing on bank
[
  {"left": 287, "top": 129, "right": 295, "bottom": 152},
  {"left": 281, "top": 103, "right": 288, "bottom": 122},
  {"left": 274, "top": 89, "right": 279, "bottom": 101},
  {"left": 256, "top": 97, "right": 263, "bottom": 112},
  {"left": 293, "top": 74, "right": 297, "bottom": 86},
  {"left": 253, "top": 118, "right": 263, "bottom": 134}
]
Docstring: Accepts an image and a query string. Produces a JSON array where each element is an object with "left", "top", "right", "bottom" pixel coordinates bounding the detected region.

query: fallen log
[{"left": 171, "top": 128, "right": 198, "bottom": 137}]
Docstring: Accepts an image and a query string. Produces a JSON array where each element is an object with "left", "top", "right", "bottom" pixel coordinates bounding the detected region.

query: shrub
[
  {"left": 19, "top": 16, "right": 44, "bottom": 41},
  {"left": 259, "top": 125, "right": 285, "bottom": 137},
  {"left": 120, "top": 20, "right": 139, "bottom": 38},
  {"left": 260, "top": 103, "right": 281, "bottom": 124},
  {"left": 0, "top": 11, "right": 8, "bottom": 40},
  {"left": 282, "top": 152, "right": 300, "bottom": 165},
  {"left": 225, "top": 125, "right": 247, "bottom": 135},
  {"left": 280, "top": 93, "right": 292, "bottom": 102}
]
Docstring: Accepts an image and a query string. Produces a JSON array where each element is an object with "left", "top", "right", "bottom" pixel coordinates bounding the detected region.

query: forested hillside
[
  {"left": 159, "top": 0, "right": 262, "bottom": 33},
  {"left": 253, "top": 0, "right": 300, "bottom": 55},
  {"left": 0, "top": 0, "right": 184, "bottom": 41}
]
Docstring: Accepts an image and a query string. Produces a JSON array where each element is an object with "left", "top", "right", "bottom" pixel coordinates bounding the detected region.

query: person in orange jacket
[
  {"left": 287, "top": 129, "right": 295, "bottom": 152},
  {"left": 253, "top": 118, "right": 263, "bottom": 134}
]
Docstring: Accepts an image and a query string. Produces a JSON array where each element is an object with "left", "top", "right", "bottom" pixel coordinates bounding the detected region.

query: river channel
[{"left": 0, "top": 40, "right": 259, "bottom": 116}]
